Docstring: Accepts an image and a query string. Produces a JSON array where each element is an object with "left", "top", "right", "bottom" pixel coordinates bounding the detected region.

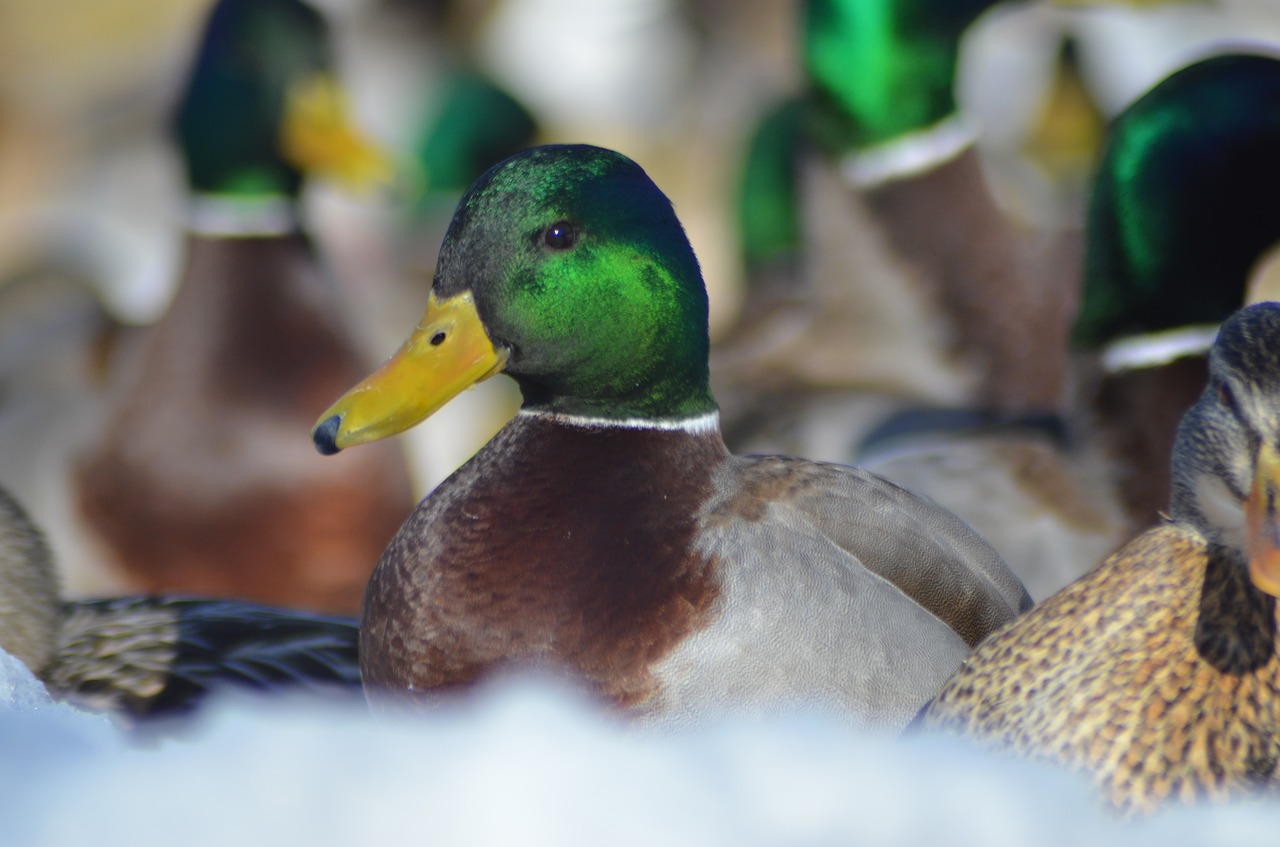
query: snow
[{"left": 1, "top": 650, "right": 1279, "bottom": 847}]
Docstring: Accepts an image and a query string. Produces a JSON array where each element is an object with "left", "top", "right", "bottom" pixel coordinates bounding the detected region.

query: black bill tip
[{"left": 312, "top": 415, "right": 344, "bottom": 455}]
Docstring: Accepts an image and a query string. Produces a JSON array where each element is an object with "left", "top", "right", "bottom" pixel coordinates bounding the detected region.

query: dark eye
[
  {"left": 430, "top": 332, "right": 447, "bottom": 346},
  {"left": 543, "top": 221, "right": 577, "bottom": 250},
  {"left": 1218, "top": 380, "right": 1241, "bottom": 416}
]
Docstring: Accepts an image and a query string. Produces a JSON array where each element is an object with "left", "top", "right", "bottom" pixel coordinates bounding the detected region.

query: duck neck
[
  {"left": 516, "top": 408, "right": 722, "bottom": 437},
  {"left": 839, "top": 112, "right": 977, "bottom": 190},
  {"left": 860, "top": 146, "right": 1074, "bottom": 413},
  {"left": 186, "top": 192, "right": 301, "bottom": 238},
  {"left": 1194, "top": 545, "right": 1277, "bottom": 674}
]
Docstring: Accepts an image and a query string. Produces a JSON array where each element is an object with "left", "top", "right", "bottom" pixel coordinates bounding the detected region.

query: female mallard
[
  {"left": 714, "top": 0, "right": 1077, "bottom": 463},
  {"left": 863, "top": 52, "right": 1280, "bottom": 599},
  {"left": 312, "top": 143, "right": 1030, "bottom": 728},
  {"left": 916, "top": 300, "right": 1280, "bottom": 814},
  {"left": 75, "top": 0, "right": 413, "bottom": 614},
  {"left": 0, "top": 484, "right": 360, "bottom": 722}
]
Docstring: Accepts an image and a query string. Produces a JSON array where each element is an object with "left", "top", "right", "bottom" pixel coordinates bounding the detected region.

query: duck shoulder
[
  {"left": 703, "top": 452, "right": 1032, "bottom": 645},
  {"left": 647, "top": 451, "right": 1031, "bottom": 728}
]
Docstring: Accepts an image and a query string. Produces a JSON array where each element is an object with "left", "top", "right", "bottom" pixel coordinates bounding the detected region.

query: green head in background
[
  {"left": 802, "top": 0, "right": 999, "bottom": 154},
  {"left": 1075, "top": 53, "right": 1280, "bottom": 349},
  {"left": 174, "top": 0, "right": 389, "bottom": 199}
]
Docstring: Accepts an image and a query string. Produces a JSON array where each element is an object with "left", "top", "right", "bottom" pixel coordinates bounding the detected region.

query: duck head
[
  {"left": 312, "top": 144, "right": 717, "bottom": 453},
  {"left": 1171, "top": 301, "right": 1280, "bottom": 596},
  {"left": 1074, "top": 53, "right": 1280, "bottom": 351}
]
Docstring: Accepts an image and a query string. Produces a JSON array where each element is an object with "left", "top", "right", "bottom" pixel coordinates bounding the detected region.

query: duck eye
[
  {"left": 543, "top": 221, "right": 577, "bottom": 250},
  {"left": 1218, "top": 381, "right": 1241, "bottom": 417}
]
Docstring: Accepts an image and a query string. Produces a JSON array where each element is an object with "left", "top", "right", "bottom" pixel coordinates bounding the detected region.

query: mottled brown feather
[{"left": 921, "top": 524, "right": 1280, "bottom": 814}]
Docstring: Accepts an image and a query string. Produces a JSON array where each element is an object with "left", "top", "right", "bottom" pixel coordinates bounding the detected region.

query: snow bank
[{"left": 1, "top": 652, "right": 1278, "bottom": 847}]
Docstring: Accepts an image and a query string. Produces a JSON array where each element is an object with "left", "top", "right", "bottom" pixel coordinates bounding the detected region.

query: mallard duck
[
  {"left": 916, "top": 300, "right": 1280, "bottom": 814},
  {"left": 862, "top": 52, "right": 1280, "bottom": 599},
  {"left": 0, "top": 483, "right": 359, "bottom": 723},
  {"left": 310, "top": 143, "right": 1031, "bottom": 728},
  {"left": 74, "top": 0, "right": 414, "bottom": 614},
  {"left": 713, "top": 0, "right": 1077, "bottom": 463}
]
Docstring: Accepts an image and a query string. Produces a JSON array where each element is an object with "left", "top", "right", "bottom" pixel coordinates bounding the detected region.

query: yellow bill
[
  {"left": 1246, "top": 440, "right": 1280, "bottom": 597},
  {"left": 312, "top": 291, "right": 507, "bottom": 454},
  {"left": 281, "top": 72, "right": 394, "bottom": 191}
]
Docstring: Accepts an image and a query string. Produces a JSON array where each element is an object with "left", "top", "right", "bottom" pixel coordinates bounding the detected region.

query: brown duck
[
  {"left": 75, "top": 0, "right": 413, "bottom": 614},
  {"left": 917, "top": 300, "right": 1280, "bottom": 814}
]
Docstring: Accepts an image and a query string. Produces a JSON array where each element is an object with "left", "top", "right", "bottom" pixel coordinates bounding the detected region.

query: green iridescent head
[
  {"left": 434, "top": 144, "right": 715, "bottom": 420},
  {"left": 174, "top": 0, "right": 388, "bottom": 199},
  {"left": 802, "top": 0, "right": 997, "bottom": 152},
  {"left": 1074, "top": 53, "right": 1280, "bottom": 347},
  {"left": 174, "top": 0, "right": 327, "bottom": 196}
]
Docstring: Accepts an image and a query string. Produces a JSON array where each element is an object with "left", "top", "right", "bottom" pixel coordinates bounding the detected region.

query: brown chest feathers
[{"left": 360, "top": 414, "right": 728, "bottom": 710}]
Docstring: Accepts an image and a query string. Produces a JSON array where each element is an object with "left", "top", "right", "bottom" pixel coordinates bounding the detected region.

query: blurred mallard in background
[
  {"left": 918, "top": 298, "right": 1280, "bottom": 815},
  {"left": 74, "top": 0, "right": 415, "bottom": 615},
  {"left": 864, "top": 51, "right": 1280, "bottom": 599},
  {"left": 713, "top": 0, "right": 1079, "bottom": 468}
]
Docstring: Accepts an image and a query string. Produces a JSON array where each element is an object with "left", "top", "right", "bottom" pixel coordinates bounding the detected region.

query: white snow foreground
[{"left": 1, "top": 648, "right": 1279, "bottom": 846}]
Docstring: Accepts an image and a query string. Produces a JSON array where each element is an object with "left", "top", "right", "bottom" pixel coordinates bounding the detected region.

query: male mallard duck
[
  {"left": 75, "top": 0, "right": 414, "bottom": 614},
  {"left": 916, "top": 300, "right": 1280, "bottom": 814},
  {"left": 0, "top": 483, "right": 359, "bottom": 722},
  {"left": 311, "top": 144, "right": 1031, "bottom": 728},
  {"left": 862, "top": 52, "right": 1280, "bottom": 599},
  {"left": 713, "top": 0, "right": 1077, "bottom": 463}
]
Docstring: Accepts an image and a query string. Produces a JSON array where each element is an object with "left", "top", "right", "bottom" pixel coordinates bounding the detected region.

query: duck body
[
  {"left": 78, "top": 226, "right": 412, "bottom": 612},
  {"left": 362, "top": 410, "right": 1025, "bottom": 727},
  {"left": 719, "top": 142, "right": 1074, "bottom": 461},
  {"left": 921, "top": 522, "right": 1280, "bottom": 811},
  {"left": 917, "top": 300, "right": 1280, "bottom": 813},
  {"left": 315, "top": 143, "right": 1031, "bottom": 728},
  {"left": 858, "top": 419, "right": 1128, "bottom": 601}
]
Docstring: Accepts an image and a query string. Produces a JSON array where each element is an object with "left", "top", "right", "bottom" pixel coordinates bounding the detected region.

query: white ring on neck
[
  {"left": 519, "top": 408, "right": 720, "bottom": 435},
  {"left": 840, "top": 112, "right": 978, "bottom": 190},
  {"left": 187, "top": 194, "right": 298, "bottom": 237},
  {"left": 1100, "top": 323, "right": 1220, "bottom": 375}
]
